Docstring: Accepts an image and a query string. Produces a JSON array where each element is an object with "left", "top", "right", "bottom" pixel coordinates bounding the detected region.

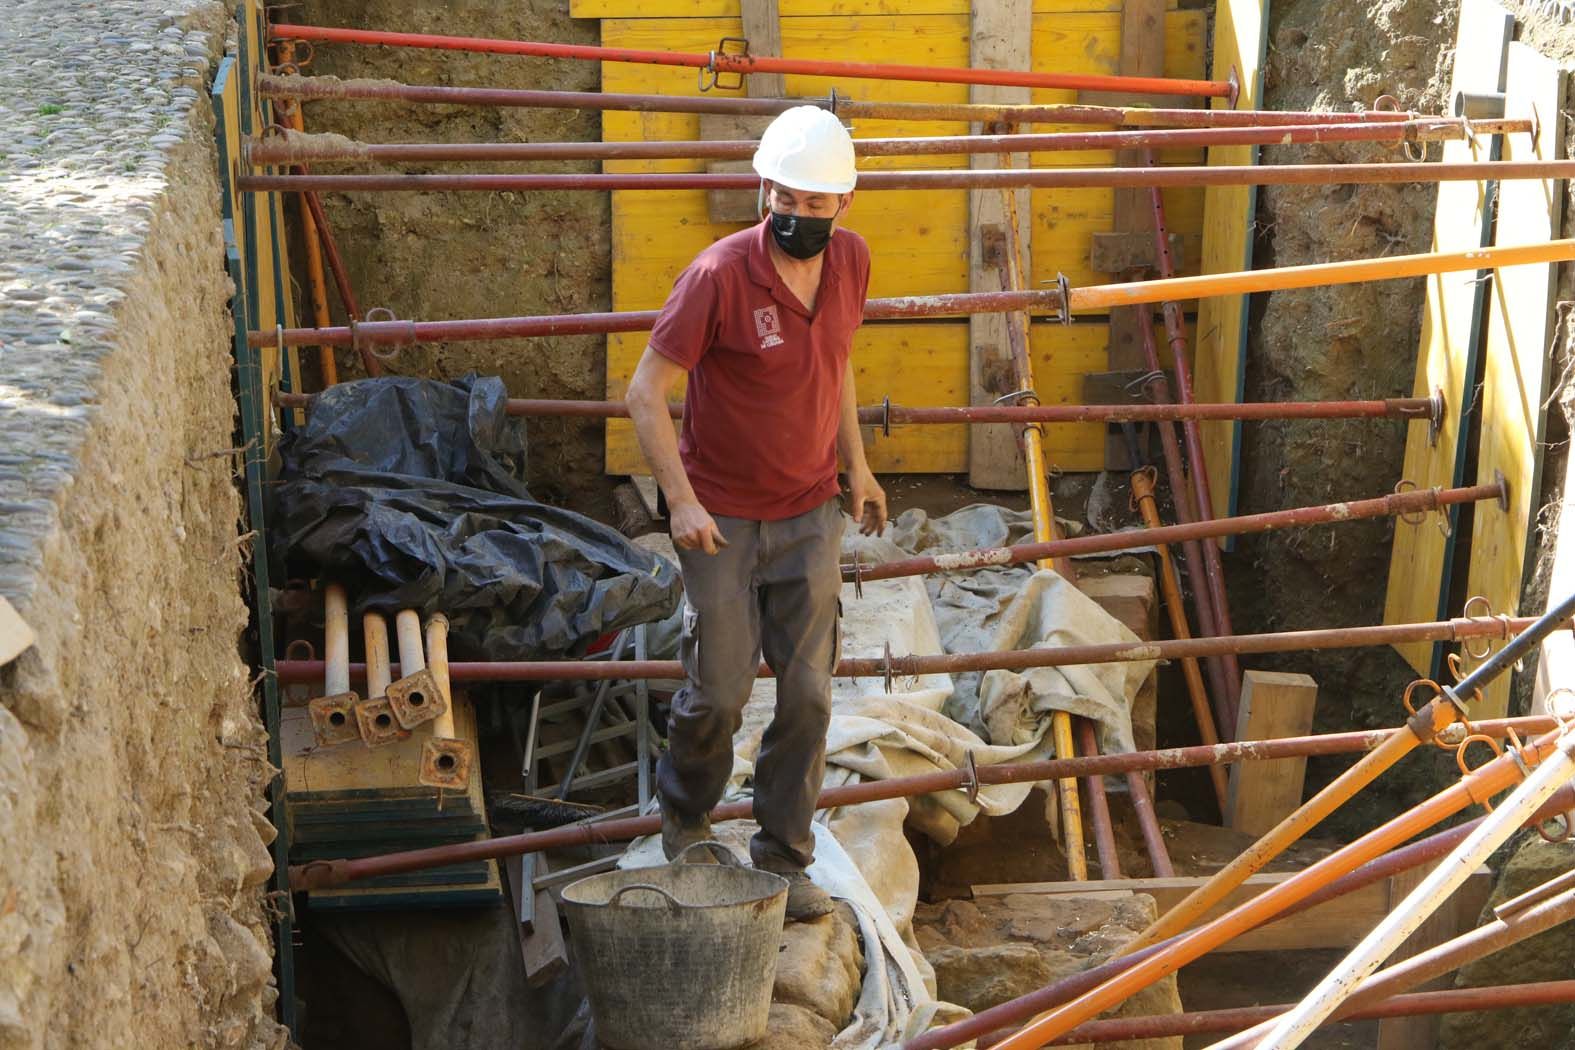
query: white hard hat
[{"left": 752, "top": 106, "right": 858, "bottom": 194}]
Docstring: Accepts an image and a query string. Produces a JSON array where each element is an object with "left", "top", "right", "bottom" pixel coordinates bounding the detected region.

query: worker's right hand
[{"left": 670, "top": 499, "right": 728, "bottom": 555}]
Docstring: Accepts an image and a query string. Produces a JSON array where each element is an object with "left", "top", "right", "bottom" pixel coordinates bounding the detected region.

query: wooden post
[
  {"left": 966, "top": 0, "right": 1032, "bottom": 489},
  {"left": 701, "top": 0, "right": 783, "bottom": 224},
  {"left": 1227, "top": 670, "right": 1318, "bottom": 836},
  {"left": 1089, "top": 0, "right": 1168, "bottom": 469}
]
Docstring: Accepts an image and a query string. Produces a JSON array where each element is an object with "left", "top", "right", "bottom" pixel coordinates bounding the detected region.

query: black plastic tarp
[{"left": 272, "top": 376, "right": 680, "bottom": 660}]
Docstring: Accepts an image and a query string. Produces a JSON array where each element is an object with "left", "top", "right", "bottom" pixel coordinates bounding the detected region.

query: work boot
[
  {"left": 659, "top": 797, "right": 712, "bottom": 861},
  {"left": 776, "top": 868, "right": 836, "bottom": 922}
]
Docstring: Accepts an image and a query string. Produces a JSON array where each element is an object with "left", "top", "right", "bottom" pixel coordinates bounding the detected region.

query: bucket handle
[
  {"left": 607, "top": 883, "right": 685, "bottom": 910},
  {"left": 672, "top": 840, "right": 742, "bottom": 867}
]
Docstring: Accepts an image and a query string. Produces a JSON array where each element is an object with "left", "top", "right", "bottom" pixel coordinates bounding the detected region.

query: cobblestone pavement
[{"left": 0, "top": 1, "right": 228, "bottom": 601}]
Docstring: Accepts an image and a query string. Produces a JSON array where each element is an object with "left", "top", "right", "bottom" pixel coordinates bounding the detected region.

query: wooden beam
[
  {"left": 966, "top": 0, "right": 1032, "bottom": 490},
  {"left": 507, "top": 853, "right": 570, "bottom": 988},
  {"left": 1227, "top": 670, "right": 1318, "bottom": 837},
  {"left": 972, "top": 866, "right": 1493, "bottom": 954}
]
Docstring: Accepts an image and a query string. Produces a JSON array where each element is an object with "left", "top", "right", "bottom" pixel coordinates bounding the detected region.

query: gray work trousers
[{"left": 657, "top": 497, "right": 844, "bottom": 871}]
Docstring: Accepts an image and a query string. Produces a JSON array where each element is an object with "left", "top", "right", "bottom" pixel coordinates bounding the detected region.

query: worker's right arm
[{"left": 626, "top": 346, "right": 727, "bottom": 555}]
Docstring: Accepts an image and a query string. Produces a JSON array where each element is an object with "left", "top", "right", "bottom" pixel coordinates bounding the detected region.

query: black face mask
[{"left": 768, "top": 210, "right": 835, "bottom": 260}]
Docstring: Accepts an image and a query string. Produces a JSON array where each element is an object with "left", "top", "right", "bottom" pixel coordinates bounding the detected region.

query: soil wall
[
  {"left": 0, "top": 4, "right": 285, "bottom": 1048},
  {"left": 287, "top": 0, "right": 616, "bottom": 516}
]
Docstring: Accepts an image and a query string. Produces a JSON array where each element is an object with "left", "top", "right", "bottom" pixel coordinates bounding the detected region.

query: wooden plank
[
  {"left": 1192, "top": 0, "right": 1267, "bottom": 532},
  {"left": 1383, "top": 0, "right": 1513, "bottom": 675},
  {"left": 1089, "top": 232, "right": 1188, "bottom": 274},
  {"left": 576, "top": 0, "right": 1173, "bottom": 18},
  {"left": 283, "top": 690, "right": 483, "bottom": 798},
  {"left": 1376, "top": 864, "right": 1495, "bottom": 1049},
  {"left": 966, "top": 0, "right": 1034, "bottom": 489},
  {"left": 505, "top": 855, "right": 571, "bottom": 987},
  {"left": 1534, "top": 445, "right": 1575, "bottom": 712},
  {"left": 973, "top": 867, "right": 1493, "bottom": 954},
  {"left": 740, "top": 0, "right": 785, "bottom": 97},
  {"left": 1227, "top": 670, "right": 1318, "bottom": 837},
  {"left": 1462, "top": 44, "right": 1566, "bottom": 719}
]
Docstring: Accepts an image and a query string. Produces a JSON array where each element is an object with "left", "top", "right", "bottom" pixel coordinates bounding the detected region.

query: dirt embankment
[
  {"left": 0, "top": 105, "right": 285, "bottom": 1050},
  {"left": 289, "top": 0, "right": 616, "bottom": 516},
  {"left": 1226, "top": 0, "right": 1462, "bottom": 834}
]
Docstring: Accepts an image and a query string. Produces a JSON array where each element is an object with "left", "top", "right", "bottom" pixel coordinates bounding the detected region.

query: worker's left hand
[{"left": 846, "top": 466, "right": 888, "bottom": 536}]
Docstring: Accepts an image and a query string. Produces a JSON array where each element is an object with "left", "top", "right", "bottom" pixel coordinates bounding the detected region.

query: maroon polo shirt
[{"left": 648, "top": 217, "right": 871, "bottom": 521}]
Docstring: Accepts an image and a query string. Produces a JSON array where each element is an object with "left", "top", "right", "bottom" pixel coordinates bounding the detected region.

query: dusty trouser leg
[
  {"left": 656, "top": 515, "right": 762, "bottom": 819},
  {"left": 750, "top": 499, "right": 845, "bottom": 871}
]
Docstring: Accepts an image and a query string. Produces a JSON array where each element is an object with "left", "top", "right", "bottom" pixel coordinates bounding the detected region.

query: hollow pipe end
[
  {"left": 291, "top": 858, "right": 351, "bottom": 891},
  {"left": 1455, "top": 90, "right": 1508, "bottom": 120}
]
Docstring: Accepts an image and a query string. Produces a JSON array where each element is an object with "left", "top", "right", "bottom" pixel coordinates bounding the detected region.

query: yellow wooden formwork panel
[
  {"left": 1383, "top": 0, "right": 1513, "bottom": 675},
  {"left": 1190, "top": 0, "right": 1265, "bottom": 530},
  {"left": 1461, "top": 44, "right": 1566, "bottom": 718},
  {"left": 578, "top": 2, "right": 1173, "bottom": 17},
  {"left": 603, "top": 321, "right": 1185, "bottom": 475},
  {"left": 600, "top": 13, "right": 1206, "bottom": 172}
]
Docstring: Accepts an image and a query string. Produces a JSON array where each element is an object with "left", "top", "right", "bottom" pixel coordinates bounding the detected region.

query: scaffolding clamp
[
  {"left": 700, "top": 37, "right": 749, "bottom": 92},
  {"left": 961, "top": 750, "right": 981, "bottom": 804}
]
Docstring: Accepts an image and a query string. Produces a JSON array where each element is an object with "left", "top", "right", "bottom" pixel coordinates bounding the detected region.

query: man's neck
[{"left": 766, "top": 236, "right": 825, "bottom": 282}]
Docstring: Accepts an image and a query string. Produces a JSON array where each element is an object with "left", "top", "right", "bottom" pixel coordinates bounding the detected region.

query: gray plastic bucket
[{"left": 560, "top": 842, "right": 789, "bottom": 1050}]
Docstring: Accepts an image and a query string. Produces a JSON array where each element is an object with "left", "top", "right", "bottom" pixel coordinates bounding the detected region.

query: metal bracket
[
  {"left": 700, "top": 37, "right": 749, "bottom": 92},
  {"left": 308, "top": 692, "right": 361, "bottom": 747},
  {"left": 1056, "top": 273, "right": 1072, "bottom": 325},
  {"left": 1428, "top": 387, "right": 1445, "bottom": 447},
  {"left": 354, "top": 695, "right": 410, "bottom": 748},
  {"left": 420, "top": 737, "right": 475, "bottom": 791},
  {"left": 1494, "top": 469, "right": 1510, "bottom": 510},
  {"left": 882, "top": 641, "right": 894, "bottom": 694},
  {"left": 363, "top": 306, "right": 414, "bottom": 361},
  {"left": 880, "top": 395, "right": 892, "bottom": 439},
  {"left": 850, "top": 550, "right": 865, "bottom": 600},
  {"left": 1226, "top": 65, "right": 1241, "bottom": 109},
  {"left": 386, "top": 667, "right": 448, "bottom": 730},
  {"left": 960, "top": 750, "right": 980, "bottom": 805}
]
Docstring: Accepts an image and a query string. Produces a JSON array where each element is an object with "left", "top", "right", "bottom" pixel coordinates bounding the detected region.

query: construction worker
[{"left": 625, "top": 106, "right": 887, "bottom": 921}]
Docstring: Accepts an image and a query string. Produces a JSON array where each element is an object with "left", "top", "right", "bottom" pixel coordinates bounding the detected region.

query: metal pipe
[
  {"left": 243, "top": 117, "right": 1533, "bottom": 167},
  {"left": 323, "top": 583, "right": 349, "bottom": 697},
  {"left": 979, "top": 591, "right": 1575, "bottom": 1050},
  {"left": 275, "top": 91, "right": 338, "bottom": 386},
  {"left": 268, "top": 22, "right": 1231, "bottom": 98},
  {"left": 1148, "top": 165, "right": 1243, "bottom": 728},
  {"left": 1037, "top": 981, "right": 1575, "bottom": 1045},
  {"left": 424, "top": 614, "right": 456, "bottom": 741},
  {"left": 1076, "top": 719, "right": 1121, "bottom": 878},
  {"left": 1253, "top": 731, "right": 1575, "bottom": 1049},
  {"left": 258, "top": 74, "right": 1417, "bottom": 128},
  {"left": 250, "top": 238, "right": 1575, "bottom": 349},
  {"left": 1213, "top": 872, "right": 1575, "bottom": 1048},
  {"left": 275, "top": 613, "right": 1557, "bottom": 686},
  {"left": 853, "top": 481, "right": 1504, "bottom": 584},
  {"left": 298, "top": 182, "right": 381, "bottom": 376},
  {"left": 1123, "top": 587, "right": 1575, "bottom": 958},
  {"left": 953, "top": 782, "right": 1575, "bottom": 1048},
  {"left": 994, "top": 185, "right": 1088, "bottom": 881},
  {"left": 1137, "top": 315, "right": 1235, "bottom": 727},
  {"left": 1125, "top": 769, "right": 1174, "bottom": 877},
  {"left": 1129, "top": 466, "right": 1230, "bottom": 812},
  {"left": 394, "top": 609, "right": 425, "bottom": 676},
  {"left": 236, "top": 159, "right": 1575, "bottom": 194},
  {"left": 979, "top": 728, "right": 1570, "bottom": 1050},
  {"left": 274, "top": 391, "right": 1442, "bottom": 425},
  {"left": 362, "top": 611, "right": 391, "bottom": 698},
  {"left": 1068, "top": 238, "right": 1575, "bottom": 313},
  {"left": 287, "top": 714, "right": 1562, "bottom": 891}
]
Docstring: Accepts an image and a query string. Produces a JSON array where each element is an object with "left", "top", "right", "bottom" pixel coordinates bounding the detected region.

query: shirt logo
[{"left": 753, "top": 305, "right": 784, "bottom": 349}]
